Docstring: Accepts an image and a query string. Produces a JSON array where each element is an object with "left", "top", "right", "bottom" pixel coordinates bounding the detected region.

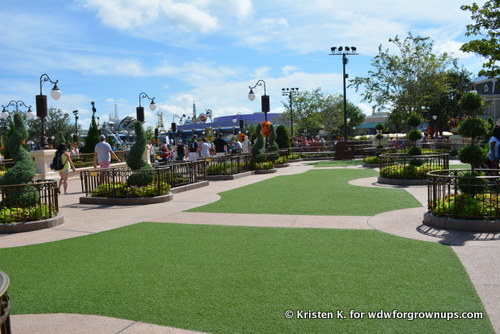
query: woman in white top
[{"left": 488, "top": 127, "right": 500, "bottom": 168}]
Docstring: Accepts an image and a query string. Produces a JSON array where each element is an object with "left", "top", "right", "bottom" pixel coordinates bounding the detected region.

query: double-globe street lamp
[
  {"left": 136, "top": 92, "right": 156, "bottom": 123},
  {"left": 1, "top": 100, "right": 34, "bottom": 148},
  {"left": 248, "top": 80, "right": 270, "bottom": 122},
  {"left": 282, "top": 87, "right": 299, "bottom": 138},
  {"left": 1, "top": 100, "right": 34, "bottom": 120},
  {"left": 36, "top": 74, "right": 61, "bottom": 149},
  {"left": 329, "top": 46, "right": 358, "bottom": 143}
]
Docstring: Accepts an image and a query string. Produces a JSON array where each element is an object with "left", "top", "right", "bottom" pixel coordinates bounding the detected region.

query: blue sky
[{"left": 0, "top": 0, "right": 485, "bottom": 130}]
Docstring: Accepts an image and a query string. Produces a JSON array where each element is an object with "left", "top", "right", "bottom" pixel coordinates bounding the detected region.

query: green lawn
[
  {"left": 0, "top": 223, "right": 491, "bottom": 333},
  {"left": 306, "top": 159, "right": 364, "bottom": 167},
  {"left": 189, "top": 169, "right": 421, "bottom": 215}
]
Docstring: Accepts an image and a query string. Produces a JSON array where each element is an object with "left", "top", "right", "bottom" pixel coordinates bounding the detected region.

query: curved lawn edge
[{"left": 187, "top": 169, "right": 421, "bottom": 216}]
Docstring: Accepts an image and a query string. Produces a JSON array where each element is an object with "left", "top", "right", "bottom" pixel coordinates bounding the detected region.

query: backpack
[
  {"left": 189, "top": 141, "right": 198, "bottom": 152},
  {"left": 50, "top": 153, "right": 64, "bottom": 170}
]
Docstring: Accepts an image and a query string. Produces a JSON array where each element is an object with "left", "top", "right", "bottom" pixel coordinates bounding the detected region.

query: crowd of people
[{"left": 154, "top": 133, "right": 252, "bottom": 163}]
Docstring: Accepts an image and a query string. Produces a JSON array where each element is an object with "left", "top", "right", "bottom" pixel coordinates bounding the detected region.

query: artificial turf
[
  {"left": 0, "top": 223, "right": 491, "bottom": 333},
  {"left": 188, "top": 169, "right": 421, "bottom": 215},
  {"left": 306, "top": 159, "right": 364, "bottom": 167}
]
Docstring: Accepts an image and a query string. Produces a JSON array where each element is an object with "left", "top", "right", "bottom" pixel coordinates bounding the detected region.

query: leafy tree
[
  {"left": 27, "top": 107, "right": 77, "bottom": 149},
  {"left": 350, "top": 32, "right": 459, "bottom": 116},
  {"left": 281, "top": 88, "right": 325, "bottom": 136},
  {"left": 320, "top": 94, "right": 365, "bottom": 139},
  {"left": 276, "top": 125, "right": 290, "bottom": 149},
  {"left": 460, "top": 0, "right": 500, "bottom": 77}
]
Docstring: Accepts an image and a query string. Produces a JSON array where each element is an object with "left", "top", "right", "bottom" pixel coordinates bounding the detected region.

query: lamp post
[
  {"left": 137, "top": 92, "right": 156, "bottom": 123},
  {"left": 72, "top": 110, "right": 79, "bottom": 144},
  {"left": 36, "top": 74, "right": 61, "bottom": 149},
  {"left": 248, "top": 80, "right": 270, "bottom": 122},
  {"left": 432, "top": 115, "right": 438, "bottom": 139},
  {"left": 282, "top": 88, "right": 299, "bottom": 138},
  {"left": 346, "top": 117, "right": 351, "bottom": 139},
  {"left": 1, "top": 100, "right": 33, "bottom": 148},
  {"left": 329, "top": 46, "right": 358, "bottom": 143}
]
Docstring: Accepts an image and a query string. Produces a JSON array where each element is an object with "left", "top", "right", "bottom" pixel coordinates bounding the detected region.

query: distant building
[
  {"left": 358, "top": 112, "right": 389, "bottom": 134},
  {"left": 176, "top": 112, "right": 283, "bottom": 139},
  {"left": 474, "top": 78, "right": 500, "bottom": 121}
]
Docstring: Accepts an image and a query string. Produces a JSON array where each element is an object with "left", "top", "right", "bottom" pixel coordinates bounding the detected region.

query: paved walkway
[{"left": 2, "top": 161, "right": 500, "bottom": 333}]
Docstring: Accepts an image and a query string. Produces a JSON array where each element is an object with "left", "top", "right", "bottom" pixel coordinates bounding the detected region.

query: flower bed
[
  {"left": 378, "top": 153, "right": 449, "bottom": 185},
  {"left": 425, "top": 169, "right": 500, "bottom": 231}
]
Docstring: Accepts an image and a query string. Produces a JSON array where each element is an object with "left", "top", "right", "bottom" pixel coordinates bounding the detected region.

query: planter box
[
  {"left": 0, "top": 212, "right": 64, "bottom": 234},
  {"left": 423, "top": 211, "right": 500, "bottom": 232},
  {"left": 253, "top": 169, "right": 277, "bottom": 174},
  {"left": 80, "top": 192, "right": 173, "bottom": 205}
]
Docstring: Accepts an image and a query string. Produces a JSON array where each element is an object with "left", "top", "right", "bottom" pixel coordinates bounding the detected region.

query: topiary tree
[
  {"left": 0, "top": 113, "right": 37, "bottom": 206},
  {"left": 276, "top": 125, "right": 290, "bottom": 149},
  {"left": 251, "top": 123, "right": 266, "bottom": 163},
  {"left": 406, "top": 114, "right": 422, "bottom": 129},
  {"left": 126, "top": 121, "right": 153, "bottom": 187},
  {"left": 459, "top": 92, "right": 485, "bottom": 117},
  {"left": 457, "top": 92, "right": 488, "bottom": 173},
  {"left": 82, "top": 102, "right": 101, "bottom": 153}
]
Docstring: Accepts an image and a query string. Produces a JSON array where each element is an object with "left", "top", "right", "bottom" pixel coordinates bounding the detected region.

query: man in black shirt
[{"left": 213, "top": 133, "right": 227, "bottom": 156}]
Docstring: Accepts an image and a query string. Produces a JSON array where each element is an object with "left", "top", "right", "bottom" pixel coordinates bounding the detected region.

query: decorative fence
[
  {"left": 80, "top": 161, "right": 207, "bottom": 196},
  {"left": 0, "top": 180, "right": 58, "bottom": 224},
  {"left": 0, "top": 270, "right": 10, "bottom": 334},
  {"left": 71, "top": 151, "right": 128, "bottom": 169},
  {"left": 379, "top": 153, "right": 449, "bottom": 179},
  {"left": 205, "top": 154, "right": 253, "bottom": 175},
  {"left": 427, "top": 169, "right": 500, "bottom": 220}
]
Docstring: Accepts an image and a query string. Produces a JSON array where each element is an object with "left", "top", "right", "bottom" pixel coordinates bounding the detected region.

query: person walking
[
  {"left": 200, "top": 138, "right": 211, "bottom": 158},
  {"left": 55, "top": 143, "right": 76, "bottom": 195},
  {"left": 188, "top": 134, "right": 199, "bottom": 161},
  {"left": 213, "top": 133, "right": 227, "bottom": 156},
  {"left": 93, "top": 135, "right": 121, "bottom": 169},
  {"left": 176, "top": 140, "right": 186, "bottom": 161},
  {"left": 488, "top": 126, "right": 500, "bottom": 168}
]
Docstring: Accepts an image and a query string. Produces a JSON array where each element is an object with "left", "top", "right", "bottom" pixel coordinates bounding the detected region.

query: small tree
[
  {"left": 126, "top": 121, "right": 153, "bottom": 187},
  {"left": 276, "top": 125, "right": 290, "bottom": 149},
  {"left": 457, "top": 92, "right": 488, "bottom": 172},
  {"left": 82, "top": 103, "right": 100, "bottom": 153},
  {"left": 0, "top": 113, "right": 37, "bottom": 206},
  {"left": 251, "top": 123, "right": 266, "bottom": 163}
]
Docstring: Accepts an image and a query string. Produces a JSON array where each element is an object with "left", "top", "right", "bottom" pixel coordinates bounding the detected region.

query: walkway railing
[
  {"left": 205, "top": 154, "right": 253, "bottom": 175},
  {"left": 427, "top": 169, "right": 500, "bottom": 220},
  {"left": 0, "top": 270, "right": 10, "bottom": 334},
  {"left": 80, "top": 161, "right": 207, "bottom": 196},
  {"left": 380, "top": 153, "right": 449, "bottom": 179},
  {"left": 0, "top": 180, "right": 58, "bottom": 224}
]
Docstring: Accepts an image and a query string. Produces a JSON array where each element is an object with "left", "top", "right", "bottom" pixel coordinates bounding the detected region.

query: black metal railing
[
  {"left": 379, "top": 153, "right": 449, "bottom": 179},
  {"left": 71, "top": 151, "right": 128, "bottom": 169},
  {"left": 205, "top": 154, "right": 253, "bottom": 175},
  {"left": 427, "top": 169, "right": 500, "bottom": 220},
  {"left": 80, "top": 161, "right": 207, "bottom": 196},
  {"left": 0, "top": 180, "right": 58, "bottom": 224},
  {"left": 0, "top": 270, "right": 10, "bottom": 334}
]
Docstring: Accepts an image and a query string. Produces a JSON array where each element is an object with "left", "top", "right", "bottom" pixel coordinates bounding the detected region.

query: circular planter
[
  {"left": 80, "top": 192, "right": 173, "bottom": 205},
  {"left": 288, "top": 159, "right": 303, "bottom": 162},
  {"left": 275, "top": 163, "right": 289, "bottom": 168},
  {"left": 0, "top": 212, "right": 64, "bottom": 234},
  {"left": 377, "top": 176, "right": 427, "bottom": 185},
  {"left": 253, "top": 168, "right": 277, "bottom": 174},
  {"left": 423, "top": 211, "right": 500, "bottom": 233}
]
